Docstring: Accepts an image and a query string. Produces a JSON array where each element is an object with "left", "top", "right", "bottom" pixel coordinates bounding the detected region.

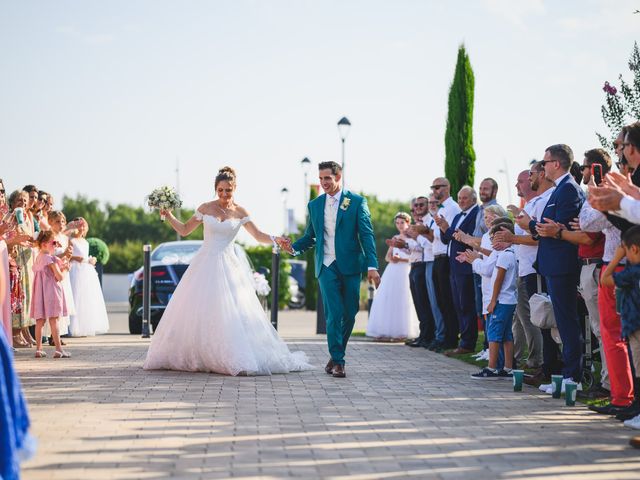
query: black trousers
[
  {"left": 409, "top": 262, "right": 435, "bottom": 343},
  {"left": 433, "top": 256, "right": 459, "bottom": 348}
]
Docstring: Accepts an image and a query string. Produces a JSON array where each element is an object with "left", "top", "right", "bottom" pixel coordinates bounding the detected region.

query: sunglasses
[
  {"left": 0, "top": 189, "right": 5, "bottom": 194},
  {"left": 430, "top": 184, "right": 447, "bottom": 190},
  {"left": 414, "top": 202, "right": 426, "bottom": 207},
  {"left": 580, "top": 165, "right": 590, "bottom": 171}
]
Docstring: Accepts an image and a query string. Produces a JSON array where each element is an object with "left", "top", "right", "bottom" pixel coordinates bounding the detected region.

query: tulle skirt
[
  {"left": 69, "top": 262, "right": 109, "bottom": 336},
  {"left": 144, "top": 245, "right": 312, "bottom": 376},
  {"left": 366, "top": 262, "right": 420, "bottom": 339}
]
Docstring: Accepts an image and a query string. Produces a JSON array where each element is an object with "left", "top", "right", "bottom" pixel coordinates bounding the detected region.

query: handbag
[{"left": 529, "top": 275, "right": 557, "bottom": 329}]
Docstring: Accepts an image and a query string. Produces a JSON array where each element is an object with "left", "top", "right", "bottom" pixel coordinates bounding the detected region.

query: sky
[{"left": 1, "top": 0, "right": 639, "bottom": 242}]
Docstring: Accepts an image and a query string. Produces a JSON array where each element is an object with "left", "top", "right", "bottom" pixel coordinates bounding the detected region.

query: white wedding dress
[
  {"left": 143, "top": 213, "right": 312, "bottom": 376},
  {"left": 366, "top": 251, "right": 420, "bottom": 339}
]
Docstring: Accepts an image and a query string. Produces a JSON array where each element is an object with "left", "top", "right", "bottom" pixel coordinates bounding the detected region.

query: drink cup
[
  {"left": 551, "top": 374, "right": 563, "bottom": 399},
  {"left": 512, "top": 370, "right": 524, "bottom": 392},
  {"left": 565, "top": 381, "right": 577, "bottom": 406},
  {"left": 14, "top": 207, "right": 24, "bottom": 225}
]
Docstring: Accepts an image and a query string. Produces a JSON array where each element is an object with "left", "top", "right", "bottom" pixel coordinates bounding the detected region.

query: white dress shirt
[
  {"left": 579, "top": 200, "right": 623, "bottom": 263},
  {"left": 431, "top": 197, "right": 461, "bottom": 256},
  {"left": 322, "top": 190, "right": 341, "bottom": 266},
  {"left": 618, "top": 196, "right": 640, "bottom": 225},
  {"left": 514, "top": 188, "right": 553, "bottom": 277}
]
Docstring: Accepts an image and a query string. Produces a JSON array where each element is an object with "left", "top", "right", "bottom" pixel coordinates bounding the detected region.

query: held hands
[
  {"left": 275, "top": 236, "right": 294, "bottom": 254},
  {"left": 368, "top": 269, "right": 381, "bottom": 289}
]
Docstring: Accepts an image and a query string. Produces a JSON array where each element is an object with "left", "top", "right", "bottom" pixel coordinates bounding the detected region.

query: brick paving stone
[{"left": 12, "top": 333, "right": 640, "bottom": 479}]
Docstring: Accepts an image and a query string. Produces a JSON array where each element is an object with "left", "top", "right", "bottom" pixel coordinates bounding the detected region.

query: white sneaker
[
  {"left": 542, "top": 378, "right": 583, "bottom": 395},
  {"left": 624, "top": 414, "right": 640, "bottom": 430},
  {"left": 479, "top": 350, "right": 489, "bottom": 361},
  {"left": 472, "top": 350, "right": 484, "bottom": 359},
  {"left": 539, "top": 383, "right": 552, "bottom": 393}
]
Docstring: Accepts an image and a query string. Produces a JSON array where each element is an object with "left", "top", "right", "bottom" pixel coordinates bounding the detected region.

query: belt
[
  {"left": 581, "top": 257, "right": 603, "bottom": 266},
  {"left": 410, "top": 261, "right": 426, "bottom": 266},
  {"left": 434, "top": 254, "right": 448, "bottom": 259}
]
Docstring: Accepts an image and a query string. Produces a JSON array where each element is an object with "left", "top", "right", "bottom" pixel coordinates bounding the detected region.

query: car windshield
[{"left": 152, "top": 244, "right": 201, "bottom": 264}]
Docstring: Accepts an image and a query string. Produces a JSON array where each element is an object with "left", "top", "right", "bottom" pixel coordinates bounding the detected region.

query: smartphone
[{"left": 592, "top": 164, "right": 603, "bottom": 186}]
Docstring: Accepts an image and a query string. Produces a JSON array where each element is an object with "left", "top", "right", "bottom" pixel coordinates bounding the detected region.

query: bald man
[{"left": 430, "top": 177, "right": 462, "bottom": 350}]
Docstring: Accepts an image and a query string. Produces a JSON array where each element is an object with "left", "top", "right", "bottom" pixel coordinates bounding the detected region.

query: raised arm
[{"left": 162, "top": 207, "right": 203, "bottom": 237}]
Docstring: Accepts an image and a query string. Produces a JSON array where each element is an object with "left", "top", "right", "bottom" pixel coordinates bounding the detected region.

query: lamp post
[
  {"left": 301, "top": 157, "right": 311, "bottom": 215},
  {"left": 281, "top": 187, "right": 289, "bottom": 235},
  {"left": 337, "top": 117, "right": 351, "bottom": 188}
]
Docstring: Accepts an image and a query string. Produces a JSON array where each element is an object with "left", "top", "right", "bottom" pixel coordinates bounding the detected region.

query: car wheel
[{"left": 128, "top": 311, "right": 142, "bottom": 335}]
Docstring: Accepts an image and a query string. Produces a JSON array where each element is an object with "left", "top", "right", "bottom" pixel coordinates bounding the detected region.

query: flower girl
[
  {"left": 31, "top": 230, "right": 70, "bottom": 358},
  {"left": 366, "top": 212, "right": 419, "bottom": 340},
  {"left": 68, "top": 218, "right": 109, "bottom": 336}
]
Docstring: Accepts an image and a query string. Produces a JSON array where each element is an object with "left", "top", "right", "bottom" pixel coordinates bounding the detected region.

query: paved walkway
[{"left": 13, "top": 323, "right": 640, "bottom": 479}]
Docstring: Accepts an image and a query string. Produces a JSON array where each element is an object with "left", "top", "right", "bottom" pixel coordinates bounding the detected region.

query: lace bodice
[{"left": 196, "top": 213, "right": 251, "bottom": 253}]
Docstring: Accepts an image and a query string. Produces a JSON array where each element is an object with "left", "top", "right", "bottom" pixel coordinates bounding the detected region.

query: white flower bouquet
[
  {"left": 253, "top": 272, "right": 271, "bottom": 297},
  {"left": 146, "top": 186, "right": 183, "bottom": 221}
]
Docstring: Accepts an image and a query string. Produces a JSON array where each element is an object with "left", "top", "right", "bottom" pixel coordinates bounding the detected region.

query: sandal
[
  {"left": 35, "top": 350, "right": 47, "bottom": 358},
  {"left": 53, "top": 350, "right": 71, "bottom": 359}
]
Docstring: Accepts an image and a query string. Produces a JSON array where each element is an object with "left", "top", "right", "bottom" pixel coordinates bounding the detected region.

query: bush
[
  {"left": 104, "top": 241, "right": 143, "bottom": 273},
  {"left": 87, "top": 237, "right": 110, "bottom": 265},
  {"left": 244, "top": 245, "right": 291, "bottom": 309}
]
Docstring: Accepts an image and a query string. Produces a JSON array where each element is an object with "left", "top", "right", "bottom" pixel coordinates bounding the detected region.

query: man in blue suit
[
  {"left": 524, "top": 144, "right": 585, "bottom": 388},
  {"left": 438, "top": 186, "right": 480, "bottom": 354}
]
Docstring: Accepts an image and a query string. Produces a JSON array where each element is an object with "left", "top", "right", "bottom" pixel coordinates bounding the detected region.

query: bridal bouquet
[{"left": 146, "top": 186, "right": 183, "bottom": 221}]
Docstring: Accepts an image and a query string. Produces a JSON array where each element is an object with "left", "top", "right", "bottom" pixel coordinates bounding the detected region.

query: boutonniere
[{"left": 340, "top": 197, "right": 351, "bottom": 211}]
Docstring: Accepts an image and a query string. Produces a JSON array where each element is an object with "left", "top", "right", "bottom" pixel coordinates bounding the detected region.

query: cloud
[{"left": 481, "top": 0, "right": 546, "bottom": 28}]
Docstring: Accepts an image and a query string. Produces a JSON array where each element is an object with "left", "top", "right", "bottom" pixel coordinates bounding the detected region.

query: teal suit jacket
[{"left": 292, "top": 191, "right": 378, "bottom": 278}]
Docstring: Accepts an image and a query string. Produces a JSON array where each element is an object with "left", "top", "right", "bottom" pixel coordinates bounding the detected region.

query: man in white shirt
[{"left": 430, "top": 178, "right": 461, "bottom": 349}]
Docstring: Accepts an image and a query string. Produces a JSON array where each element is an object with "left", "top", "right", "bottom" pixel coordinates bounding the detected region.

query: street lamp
[
  {"left": 337, "top": 116, "right": 351, "bottom": 188},
  {"left": 301, "top": 157, "right": 311, "bottom": 210},
  {"left": 280, "top": 187, "right": 289, "bottom": 235}
]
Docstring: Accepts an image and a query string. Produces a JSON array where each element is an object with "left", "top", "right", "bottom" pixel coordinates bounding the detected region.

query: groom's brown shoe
[
  {"left": 332, "top": 364, "right": 346, "bottom": 378},
  {"left": 325, "top": 359, "right": 334, "bottom": 375}
]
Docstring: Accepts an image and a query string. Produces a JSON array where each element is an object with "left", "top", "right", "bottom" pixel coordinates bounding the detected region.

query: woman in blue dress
[{"left": 1, "top": 328, "right": 35, "bottom": 480}]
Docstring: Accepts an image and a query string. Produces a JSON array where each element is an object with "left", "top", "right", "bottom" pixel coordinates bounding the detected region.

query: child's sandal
[
  {"left": 34, "top": 350, "right": 47, "bottom": 358},
  {"left": 53, "top": 350, "right": 71, "bottom": 359}
]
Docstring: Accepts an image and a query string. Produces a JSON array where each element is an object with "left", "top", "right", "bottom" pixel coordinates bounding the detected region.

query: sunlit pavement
[{"left": 14, "top": 310, "right": 640, "bottom": 479}]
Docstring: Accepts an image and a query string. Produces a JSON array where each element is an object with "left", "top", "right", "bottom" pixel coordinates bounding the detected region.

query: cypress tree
[{"left": 444, "top": 44, "right": 476, "bottom": 196}]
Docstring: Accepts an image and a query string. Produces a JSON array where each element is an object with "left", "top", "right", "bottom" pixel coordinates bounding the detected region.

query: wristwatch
[{"left": 555, "top": 229, "right": 563, "bottom": 240}]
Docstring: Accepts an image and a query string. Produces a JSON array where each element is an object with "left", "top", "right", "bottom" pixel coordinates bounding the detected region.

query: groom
[{"left": 279, "top": 161, "right": 380, "bottom": 378}]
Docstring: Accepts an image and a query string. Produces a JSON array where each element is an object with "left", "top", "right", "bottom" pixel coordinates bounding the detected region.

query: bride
[{"left": 143, "top": 167, "right": 312, "bottom": 376}]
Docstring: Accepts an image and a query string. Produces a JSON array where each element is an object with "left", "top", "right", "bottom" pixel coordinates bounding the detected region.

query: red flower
[{"left": 603, "top": 81, "right": 618, "bottom": 95}]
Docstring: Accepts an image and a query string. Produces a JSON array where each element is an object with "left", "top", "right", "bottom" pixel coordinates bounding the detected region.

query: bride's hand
[{"left": 160, "top": 208, "right": 172, "bottom": 218}]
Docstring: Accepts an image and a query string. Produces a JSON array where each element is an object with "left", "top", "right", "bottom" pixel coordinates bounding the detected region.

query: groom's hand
[
  {"left": 275, "top": 236, "right": 294, "bottom": 254},
  {"left": 368, "top": 269, "right": 381, "bottom": 289}
]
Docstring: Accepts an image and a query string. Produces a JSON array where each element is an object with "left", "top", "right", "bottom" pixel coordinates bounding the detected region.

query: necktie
[{"left": 328, "top": 196, "right": 337, "bottom": 221}]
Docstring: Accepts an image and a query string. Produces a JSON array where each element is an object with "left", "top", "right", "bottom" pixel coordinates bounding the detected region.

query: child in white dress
[{"left": 68, "top": 218, "right": 109, "bottom": 336}]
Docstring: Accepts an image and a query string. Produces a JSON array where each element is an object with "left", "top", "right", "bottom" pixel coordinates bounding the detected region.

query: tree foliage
[
  {"left": 597, "top": 42, "right": 640, "bottom": 152},
  {"left": 304, "top": 186, "right": 318, "bottom": 310},
  {"left": 444, "top": 44, "right": 476, "bottom": 196}
]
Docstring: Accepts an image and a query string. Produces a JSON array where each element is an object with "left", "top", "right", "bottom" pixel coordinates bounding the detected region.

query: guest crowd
[
  {"left": 0, "top": 180, "right": 113, "bottom": 478},
  {"left": 367, "top": 121, "right": 640, "bottom": 434}
]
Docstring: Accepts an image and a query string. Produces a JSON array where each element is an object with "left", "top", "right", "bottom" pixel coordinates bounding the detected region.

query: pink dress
[{"left": 30, "top": 253, "right": 68, "bottom": 320}]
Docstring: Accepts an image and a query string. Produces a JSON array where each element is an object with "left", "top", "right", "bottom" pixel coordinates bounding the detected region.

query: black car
[
  {"left": 128, "top": 241, "right": 202, "bottom": 334},
  {"left": 128, "top": 241, "right": 257, "bottom": 334}
]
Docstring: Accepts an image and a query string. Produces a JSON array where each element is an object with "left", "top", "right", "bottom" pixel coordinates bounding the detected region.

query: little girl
[{"left": 30, "top": 230, "right": 70, "bottom": 358}]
